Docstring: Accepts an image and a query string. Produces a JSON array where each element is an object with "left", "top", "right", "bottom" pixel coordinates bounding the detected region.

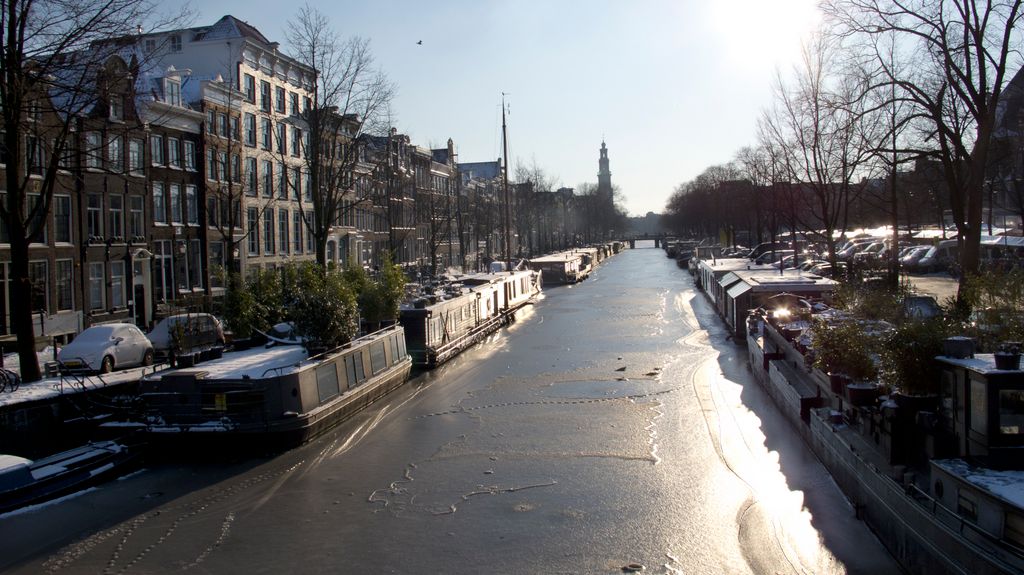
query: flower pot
[
  {"left": 829, "top": 373, "right": 849, "bottom": 395},
  {"left": 846, "top": 382, "right": 881, "bottom": 407},
  {"left": 994, "top": 352, "right": 1021, "bottom": 371}
]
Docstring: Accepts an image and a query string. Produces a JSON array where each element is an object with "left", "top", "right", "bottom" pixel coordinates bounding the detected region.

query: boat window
[
  {"left": 344, "top": 354, "right": 358, "bottom": 388},
  {"left": 370, "top": 341, "right": 387, "bottom": 375},
  {"left": 354, "top": 351, "right": 366, "bottom": 383},
  {"left": 316, "top": 362, "right": 340, "bottom": 403}
]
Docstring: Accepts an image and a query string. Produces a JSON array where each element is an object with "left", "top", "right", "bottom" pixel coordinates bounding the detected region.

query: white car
[{"left": 58, "top": 323, "right": 154, "bottom": 374}]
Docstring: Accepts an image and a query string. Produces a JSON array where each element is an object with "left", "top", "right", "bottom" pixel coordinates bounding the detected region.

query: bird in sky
[{"left": 416, "top": 40, "right": 422, "bottom": 45}]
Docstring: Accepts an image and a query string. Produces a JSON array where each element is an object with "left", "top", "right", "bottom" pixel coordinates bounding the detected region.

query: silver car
[{"left": 58, "top": 323, "right": 154, "bottom": 373}]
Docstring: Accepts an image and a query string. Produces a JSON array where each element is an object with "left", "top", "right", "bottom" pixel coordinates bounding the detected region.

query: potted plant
[
  {"left": 810, "top": 319, "right": 879, "bottom": 395},
  {"left": 995, "top": 341, "right": 1022, "bottom": 371},
  {"left": 879, "top": 317, "right": 951, "bottom": 413}
]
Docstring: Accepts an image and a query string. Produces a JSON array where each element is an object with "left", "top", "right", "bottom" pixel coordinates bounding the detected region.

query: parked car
[
  {"left": 147, "top": 313, "right": 225, "bottom": 361},
  {"left": 900, "top": 245, "right": 932, "bottom": 271},
  {"left": 58, "top": 323, "right": 154, "bottom": 374}
]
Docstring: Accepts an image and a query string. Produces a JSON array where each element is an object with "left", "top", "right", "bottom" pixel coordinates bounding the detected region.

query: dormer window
[
  {"left": 169, "top": 35, "right": 181, "bottom": 52},
  {"left": 165, "top": 79, "right": 181, "bottom": 107},
  {"left": 109, "top": 97, "right": 122, "bottom": 121}
]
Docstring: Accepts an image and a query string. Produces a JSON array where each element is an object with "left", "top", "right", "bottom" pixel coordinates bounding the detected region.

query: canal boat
[
  {"left": 0, "top": 438, "right": 142, "bottom": 514},
  {"left": 529, "top": 251, "right": 584, "bottom": 285},
  {"left": 136, "top": 325, "right": 412, "bottom": 445},
  {"left": 399, "top": 268, "right": 541, "bottom": 368}
]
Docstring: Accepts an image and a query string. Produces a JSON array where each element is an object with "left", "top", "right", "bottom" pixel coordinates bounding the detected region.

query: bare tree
[
  {"left": 1, "top": 0, "right": 187, "bottom": 381},
  {"left": 285, "top": 4, "right": 395, "bottom": 267},
  {"left": 758, "top": 35, "right": 883, "bottom": 264},
  {"left": 824, "top": 0, "right": 1024, "bottom": 301}
]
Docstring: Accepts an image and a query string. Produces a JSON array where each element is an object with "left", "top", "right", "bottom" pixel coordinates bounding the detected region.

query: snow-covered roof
[
  {"left": 146, "top": 345, "right": 309, "bottom": 381},
  {"left": 934, "top": 459, "right": 1024, "bottom": 510}
]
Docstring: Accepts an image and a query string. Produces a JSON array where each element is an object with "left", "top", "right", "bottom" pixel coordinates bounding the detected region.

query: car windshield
[{"left": 73, "top": 326, "right": 117, "bottom": 343}]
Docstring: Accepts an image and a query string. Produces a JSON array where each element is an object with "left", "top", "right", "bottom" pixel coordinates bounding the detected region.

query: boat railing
[
  {"left": 303, "top": 324, "right": 404, "bottom": 366},
  {"left": 903, "top": 482, "right": 1024, "bottom": 565}
]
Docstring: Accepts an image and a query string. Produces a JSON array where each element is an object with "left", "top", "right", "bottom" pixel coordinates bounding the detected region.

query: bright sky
[{"left": 174, "top": 0, "right": 821, "bottom": 216}]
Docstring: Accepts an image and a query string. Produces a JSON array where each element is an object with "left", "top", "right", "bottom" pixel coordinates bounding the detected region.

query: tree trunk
[{"left": 9, "top": 236, "right": 41, "bottom": 382}]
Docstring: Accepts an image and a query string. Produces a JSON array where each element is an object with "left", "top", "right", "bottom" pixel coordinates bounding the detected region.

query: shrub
[
  {"left": 810, "top": 318, "right": 881, "bottom": 382},
  {"left": 291, "top": 266, "right": 359, "bottom": 351},
  {"left": 878, "top": 316, "right": 955, "bottom": 396}
]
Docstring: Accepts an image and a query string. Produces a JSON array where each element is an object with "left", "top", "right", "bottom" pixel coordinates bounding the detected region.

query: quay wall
[{"left": 747, "top": 327, "right": 1017, "bottom": 575}]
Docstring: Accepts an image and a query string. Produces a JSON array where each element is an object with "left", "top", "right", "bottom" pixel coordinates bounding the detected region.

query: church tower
[{"left": 597, "top": 141, "right": 612, "bottom": 196}]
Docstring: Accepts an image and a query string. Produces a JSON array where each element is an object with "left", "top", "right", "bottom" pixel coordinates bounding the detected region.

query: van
[{"left": 147, "top": 313, "right": 225, "bottom": 361}]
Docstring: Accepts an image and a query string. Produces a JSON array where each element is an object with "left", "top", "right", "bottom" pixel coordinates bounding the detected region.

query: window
[
  {"left": 206, "top": 149, "right": 216, "bottom": 181},
  {"left": 186, "top": 185, "right": 198, "bottom": 225},
  {"left": 153, "top": 182, "right": 166, "bottom": 224},
  {"left": 263, "top": 210, "right": 274, "bottom": 254},
  {"left": 144, "top": 39, "right": 157, "bottom": 54},
  {"left": 244, "top": 74, "right": 256, "bottom": 102},
  {"left": 57, "top": 139, "right": 73, "bottom": 170},
  {"left": 129, "top": 196, "right": 144, "bottom": 237},
  {"left": 277, "top": 163, "right": 287, "bottom": 199},
  {"left": 291, "top": 168, "right": 301, "bottom": 200},
  {"left": 87, "top": 194, "right": 103, "bottom": 238},
  {"left": 56, "top": 259, "right": 72, "bottom": 311},
  {"left": 165, "top": 79, "right": 181, "bottom": 106},
  {"left": 109, "top": 195, "right": 123, "bottom": 239},
  {"left": 26, "top": 136, "right": 44, "bottom": 176},
  {"left": 230, "top": 116, "right": 240, "bottom": 140},
  {"left": 293, "top": 211, "right": 303, "bottom": 253},
  {"left": 169, "top": 34, "right": 181, "bottom": 52},
  {"left": 218, "top": 152, "right": 228, "bottom": 182},
  {"left": 262, "top": 160, "right": 273, "bottom": 197},
  {"left": 304, "top": 96, "right": 312, "bottom": 112},
  {"left": 261, "top": 118, "right": 272, "bottom": 150},
  {"left": 275, "top": 86, "right": 286, "bottom": 113},
  {"left": 150, "top": 134, "right": 164, "bottom": 165},
  {"left": 276, "top": 123, "right": 286, "bottom": 154},
  {"left": 89, "top": 262, "right": 104, "bottom": 310},
  {"left": 246, "top": 157, "right": 258, "bottom": 196},
  {"left": 244, "top": 113, "right": 256, "bottom": 146},
  {"left": 207, "top": 109, "right": 215, "bottom": 131},
  {"left": 29, "top": 261, "right": 48, "bottom": 312},
  {"left": 291, "top": 128, "right": 301, "bottom": 157},
  {"left": 106, "top": 135, "right": 123, "bottom": 172},
  {"left": 304, "top": 170, "right": 311, "bottom": 201},
  {"left": 305, "top": 213, "right": 314, "bottom": 252},
  {"left": 231, "top": 154, "right": 241, "bottom": 183},
  {"left": 999, "top": 390, "right": 1024, "bottom": 435},
  {"left": 111, "top": 261, "right": 125, "bottom": 308},
  {"left": 247, "top": 208, "right": 259, "bottom": 255},
  {"left": 187, "top": 239, "right": 202, "bottom": 290},
  {"left": 184, "top": 140, "right": 196, "bottom": 171},
  {"left": 279, "top": 209, "right": 289, "bottom": 253},
  {"left": 207, "top": 196, "right": 219, "bottom": 228},
  {"left": 260, "top": 80, "right": 271, "bottom": 112},
  {"left": 290, "top": 92, "right": 299, "bottom": 115},
  {"left": 54, "top": 195, "right": 71, "bottom": 243},
  {"left": 168, "top": 137, "right": 181, "bottom": 168},
  {"left": 169, "top": 184, "right": 181, "bottom": 224},
  {"left": 109, "top": 97, "right": 123, "bottom": 121},
  {"left": 129, "top": 138, "right": 144, "bottom": 174},
  {"left": 218, "top": 113, "right": 228, "bottom": 138}
]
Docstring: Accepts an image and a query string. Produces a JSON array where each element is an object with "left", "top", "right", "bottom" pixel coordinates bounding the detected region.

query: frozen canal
[{"left": 1, "top": 245, "right": 901, "bottom": 574}]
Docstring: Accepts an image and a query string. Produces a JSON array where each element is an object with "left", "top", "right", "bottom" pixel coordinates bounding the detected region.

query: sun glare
[{"left": 710, "top": 0, "right": 822, "bottom": 70}]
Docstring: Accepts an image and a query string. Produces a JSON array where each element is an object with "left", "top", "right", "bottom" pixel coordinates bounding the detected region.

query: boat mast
[{"left": 501, "top": 93, "right": 512, "bottom": 273}]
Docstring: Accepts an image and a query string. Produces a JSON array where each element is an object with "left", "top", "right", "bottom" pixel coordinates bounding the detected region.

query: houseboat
[
  {"left": 399, "top": 268, "right": 541, "bottom": 368},
  {"left": 135, "top": 325, "right": 412, "bottom": 446},
  {"left": 529, "top": 251, "right": 584, "bottom": 285}
]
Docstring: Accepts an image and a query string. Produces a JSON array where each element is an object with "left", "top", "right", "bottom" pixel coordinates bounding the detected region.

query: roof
[{"left": 192, "top": 15, "right": 274, "bottom": 47}]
